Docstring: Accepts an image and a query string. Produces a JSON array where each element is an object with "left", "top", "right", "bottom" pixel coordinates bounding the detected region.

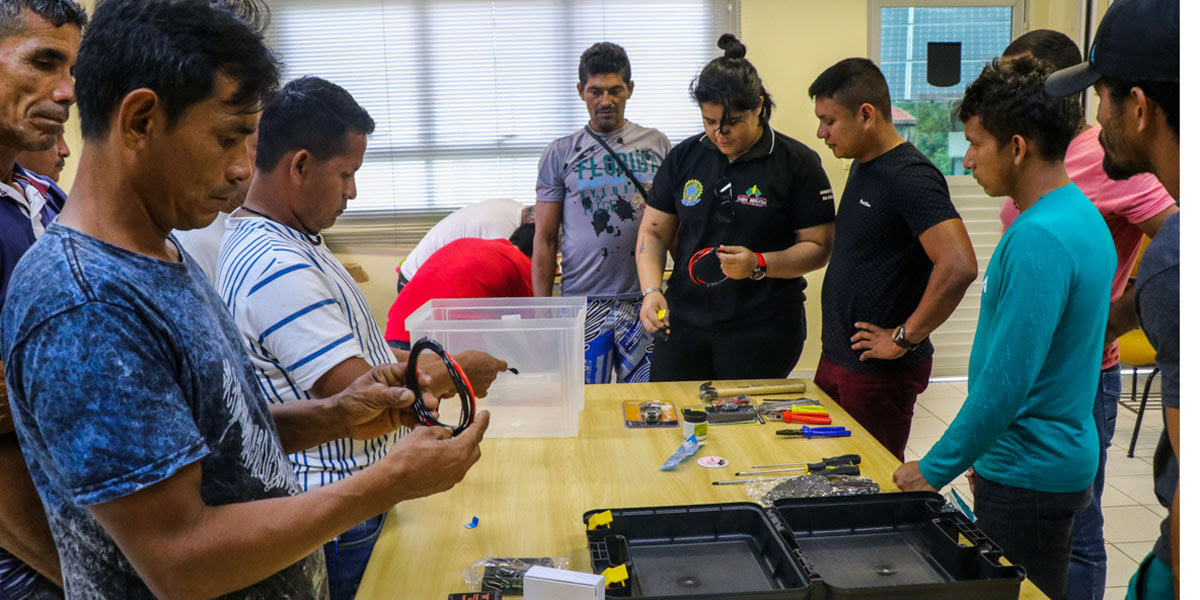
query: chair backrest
[
  {"left": 1131, "top": 235, "right": 1151, "bottom": 278},
  {"left": 1115, "top": 235, "right": 1156, "bottom": 366},
  {"left": 1119, "top": 328, "right": 1157, "bottom": 367}
]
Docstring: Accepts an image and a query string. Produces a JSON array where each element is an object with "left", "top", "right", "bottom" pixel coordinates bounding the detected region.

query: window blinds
[{"left": 266, "top": 0, "right": 740, "bottom": 243}]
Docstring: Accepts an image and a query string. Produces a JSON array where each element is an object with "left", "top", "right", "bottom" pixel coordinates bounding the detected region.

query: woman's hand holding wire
[{"left": 716, "top": 245, "right": 756, "bottom": 279}]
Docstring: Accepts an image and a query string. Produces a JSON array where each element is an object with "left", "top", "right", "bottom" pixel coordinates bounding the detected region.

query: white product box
[{"left": 522, "top": 566, "right": 605, "bottom": 600}]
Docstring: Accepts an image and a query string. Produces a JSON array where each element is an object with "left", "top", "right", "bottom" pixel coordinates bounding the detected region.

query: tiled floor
[{"left": 904, "top": 380, "right": 1166, "bottom": 600}]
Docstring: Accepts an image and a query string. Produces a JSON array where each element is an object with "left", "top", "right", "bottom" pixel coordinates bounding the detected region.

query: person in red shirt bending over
[{"left": 385, "top": 224, "right": 535, "bottom": 350}]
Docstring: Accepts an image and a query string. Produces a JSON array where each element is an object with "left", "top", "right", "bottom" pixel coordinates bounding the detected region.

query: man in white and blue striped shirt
[{"left": 217, "top": 77, "right": 505, "bottom": 600}]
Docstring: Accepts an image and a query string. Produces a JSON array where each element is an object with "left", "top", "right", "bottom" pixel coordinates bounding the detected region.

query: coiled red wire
[
  {"left": 688, "top": 246, "right": 727, "bottom": 287},
  {"left": 406, "top": 337, "right": 476, "bottom": 436}
]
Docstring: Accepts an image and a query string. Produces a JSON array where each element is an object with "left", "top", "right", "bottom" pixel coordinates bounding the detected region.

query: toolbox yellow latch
[
  {"left": 587, "top": 510, "right": 613, "bottom": 531},
  {"left": 602, "top": 564, "right": 629, "bottom": 587}
]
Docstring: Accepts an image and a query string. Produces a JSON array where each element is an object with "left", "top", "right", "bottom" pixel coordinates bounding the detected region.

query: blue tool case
[{"left": 583, "top": 492, "right": 1025, "bottom": 599}]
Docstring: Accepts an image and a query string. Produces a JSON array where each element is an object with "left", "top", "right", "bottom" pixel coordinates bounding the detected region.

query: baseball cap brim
[{"left": 1045, "top": 62, "right": 1103, "bottom": 97}]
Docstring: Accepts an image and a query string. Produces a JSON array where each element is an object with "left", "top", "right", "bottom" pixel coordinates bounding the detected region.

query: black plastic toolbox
[
  {"left": 772, "top": 493, "right": 1024, "bottom": 599},
  {"left": 584, "top": 492, "right": 1025, "bottom": 599},
  {"left": 585, "top": 503, "right": 812, "bottom": 599}
]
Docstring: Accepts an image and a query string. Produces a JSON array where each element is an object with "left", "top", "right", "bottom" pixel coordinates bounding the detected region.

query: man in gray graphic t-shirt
[{"left": 533, "top": 42, "right": 671, "bottom": 384}]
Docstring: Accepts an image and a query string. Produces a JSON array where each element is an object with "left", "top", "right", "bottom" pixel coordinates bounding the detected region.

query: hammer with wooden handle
[{"left": 698, "top": 380, "right": 807, "bottom": 402}]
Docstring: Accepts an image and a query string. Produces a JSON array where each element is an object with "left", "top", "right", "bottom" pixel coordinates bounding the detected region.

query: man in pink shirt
[{"left": 999, "top": 30, "right": 1178, "bottom": 600}]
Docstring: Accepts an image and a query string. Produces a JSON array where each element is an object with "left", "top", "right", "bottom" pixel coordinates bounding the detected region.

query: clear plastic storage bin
[{"left": 406, "top": 297, "right": 586, "bottom": 438}]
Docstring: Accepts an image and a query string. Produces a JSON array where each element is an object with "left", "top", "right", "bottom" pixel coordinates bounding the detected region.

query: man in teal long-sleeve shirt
[{"left": 893, "top": 57, "right": 1115, "bottom": 600}]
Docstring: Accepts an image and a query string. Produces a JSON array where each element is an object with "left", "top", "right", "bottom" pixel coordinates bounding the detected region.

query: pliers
[{"left": 776, "top": 426, "right": 850, "bottom": 438}]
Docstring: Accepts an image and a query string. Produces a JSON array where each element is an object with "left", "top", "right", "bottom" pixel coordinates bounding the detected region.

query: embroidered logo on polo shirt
[
  {"left": 736, "top": 185, "right": 767, "bottom": 208},
  {"left": 681, "top": 179, "right": 704, "bottom": 206},
  {"left": 858, "top": 198, "right": 872, "bottom": 208},
  {"left": 820, "top": 188, "right": 835, "bottom": 202}
]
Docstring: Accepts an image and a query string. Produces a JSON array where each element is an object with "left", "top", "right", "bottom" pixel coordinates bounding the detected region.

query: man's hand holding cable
[
  {"left": 379, "top": 410, "right": 491, "bottom": 502},
  {"left": 336, "top": 363, "right": 439, "bottom": 439},
  {"left": 850, "top": 322, "right": 912, "bottom": 361},
  {"left": 639, "top": 289, "right": 669, "bottom": 332},
  {"left": 431, "top": 350, "right": 507, "bottom": 399},
  {"left": 394, "top": 348, "right": 507, "bottom": 399},
  {"left": 716, "top": 245, "right": 757, "bottom": 279}
]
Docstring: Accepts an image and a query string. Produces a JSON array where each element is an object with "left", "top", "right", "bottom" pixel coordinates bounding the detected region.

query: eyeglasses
[{"left": 714, "top": 177, "right": 735, "bottom": 224}]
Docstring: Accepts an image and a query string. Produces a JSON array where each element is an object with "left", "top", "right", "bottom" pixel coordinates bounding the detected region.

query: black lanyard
[{"left": 583, "top": 125, "right": 651, "bottom": 202}]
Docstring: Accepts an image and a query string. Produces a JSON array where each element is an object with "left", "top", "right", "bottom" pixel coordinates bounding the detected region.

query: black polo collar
[{"left": 699, "top": 124, "right": 777, "bottom": 162}]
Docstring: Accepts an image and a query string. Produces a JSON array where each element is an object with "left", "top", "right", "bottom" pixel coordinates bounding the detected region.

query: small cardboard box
[{"left": 523, "top": 566, "right": 604, "bottom": 600}]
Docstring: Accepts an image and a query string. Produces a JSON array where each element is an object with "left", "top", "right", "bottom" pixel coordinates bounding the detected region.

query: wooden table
[{"left": 356, "top": 379, "right": 1046, "bottom": 599}]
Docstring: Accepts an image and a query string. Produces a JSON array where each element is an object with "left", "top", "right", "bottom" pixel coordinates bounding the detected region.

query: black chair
[{"left": 1125, "top": 366, "right": 1160, "bottom": 458}]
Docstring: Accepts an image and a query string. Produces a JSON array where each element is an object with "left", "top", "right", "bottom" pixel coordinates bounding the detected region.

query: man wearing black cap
[
  {"left": 1003, "top": 30, "right": 1177, "bottom": 600},
  {"left": 1046, "top": 1, "right": 1180, "bottom": 597}
]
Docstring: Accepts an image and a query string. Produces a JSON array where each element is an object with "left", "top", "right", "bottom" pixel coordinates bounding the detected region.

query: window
[
  {"left": 870, "top": 1, "right": 1024, "bottom": 378},
  {"left": 266, "top": 0, "right": 739, "bottom": 242},
  {"left": 870, "top": 0, "right": 1023, "bottom": 176}
]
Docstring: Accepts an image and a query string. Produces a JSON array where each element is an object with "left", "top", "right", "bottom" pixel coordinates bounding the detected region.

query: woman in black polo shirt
[{"left": 636, "top": 34, "right": 835, "bottom": 382}]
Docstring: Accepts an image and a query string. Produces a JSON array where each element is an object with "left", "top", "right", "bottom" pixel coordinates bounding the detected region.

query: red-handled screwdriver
[{"left": 781, "top": 410, "right": 832, "bottom": 425}]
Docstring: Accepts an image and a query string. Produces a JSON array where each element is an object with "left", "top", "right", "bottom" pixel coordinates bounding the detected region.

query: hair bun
[{"left": 717, "top": 33, "right": 746, "bottom": 59}]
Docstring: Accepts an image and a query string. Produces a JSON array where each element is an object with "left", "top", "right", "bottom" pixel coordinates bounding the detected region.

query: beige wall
[
  {"left": 327, "top": 240, "right": 409, "bottom": 328},
  {"left": 54, "top": 0, "right": 1091, "bottom": 367}
]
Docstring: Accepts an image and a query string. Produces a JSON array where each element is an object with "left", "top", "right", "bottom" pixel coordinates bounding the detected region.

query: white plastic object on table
[{"left": 522, "top": 566, "right": 605, "bottom": 600}]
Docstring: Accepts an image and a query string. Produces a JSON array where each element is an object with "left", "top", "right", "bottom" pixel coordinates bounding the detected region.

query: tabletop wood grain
[{"left": 355, "top": 378, "right": 1046, "bottom": 599}]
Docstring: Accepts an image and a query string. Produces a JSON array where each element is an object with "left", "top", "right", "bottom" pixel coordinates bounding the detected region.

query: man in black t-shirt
[{"left": 807, "top": 59, "right": 977, "bottom": 460}]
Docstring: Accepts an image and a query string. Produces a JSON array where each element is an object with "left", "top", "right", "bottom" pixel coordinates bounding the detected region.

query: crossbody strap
[{"left": 583, "top": 125, "right": 651, "bottom": 202}]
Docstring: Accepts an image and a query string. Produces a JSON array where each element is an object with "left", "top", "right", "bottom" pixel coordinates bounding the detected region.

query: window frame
[{"left": 867, "top": 0, "right": 1026, "bottom": 183}]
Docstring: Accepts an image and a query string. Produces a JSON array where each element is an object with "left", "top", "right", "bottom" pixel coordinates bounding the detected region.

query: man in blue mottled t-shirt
[
  {"left": 0, "top": 1, "right": 489, "bottom": 598},
  {"left": 893, "top": 58, "right": 1115, "bottom": 600}
]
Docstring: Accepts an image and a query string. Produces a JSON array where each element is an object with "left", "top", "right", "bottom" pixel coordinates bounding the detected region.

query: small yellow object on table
[{"left": 355, "top": 379, "right": 1048, "bottom": 599}]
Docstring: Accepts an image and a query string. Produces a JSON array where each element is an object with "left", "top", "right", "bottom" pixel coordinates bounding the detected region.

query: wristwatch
[
  {"left": 751, "top": 252, "right": 767, "bottom": 281},
  {"left": 642, "top": 287, "right": 663, "bottom": 298},
  {"left": 892, "top": 325, "right": 918, "bottom": 351}
]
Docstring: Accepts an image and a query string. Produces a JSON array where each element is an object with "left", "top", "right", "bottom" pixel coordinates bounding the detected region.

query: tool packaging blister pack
[
  {"left": 463, "top": 556, "right": 570, "bottom": 595},
  {"left": 623, "top": 401, "right": 679, "bottom": 429},
  {"left": 746, "top": 473, "right": 882, "bottom": 507},
  {"left": 582, "top": 492, "right": 1025, "bottom": 599},
  {"left": 704, "top": 395, "right": 760, "bottom": 424}
]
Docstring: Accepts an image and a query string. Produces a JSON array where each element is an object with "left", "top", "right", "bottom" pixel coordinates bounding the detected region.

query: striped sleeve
[{"left": 226, "top": 246, "right": 362, "bottom": 393}]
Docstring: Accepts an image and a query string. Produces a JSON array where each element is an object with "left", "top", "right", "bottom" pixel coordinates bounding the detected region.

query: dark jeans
[
  {"left": 974, "top": 475, "right": 1092, "bottom": 600},
  {"left": 813, "top": 355, "right": 932, "bottom": 462},
  {"left": 322, "top": 513, "right": 386, "bottom": 600},
  {"left": 648, "top": 311, "right": 804, "bottom": 382},
  {"left": 1066, "top": 364, "right": 1121, "bottom": 600}
]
